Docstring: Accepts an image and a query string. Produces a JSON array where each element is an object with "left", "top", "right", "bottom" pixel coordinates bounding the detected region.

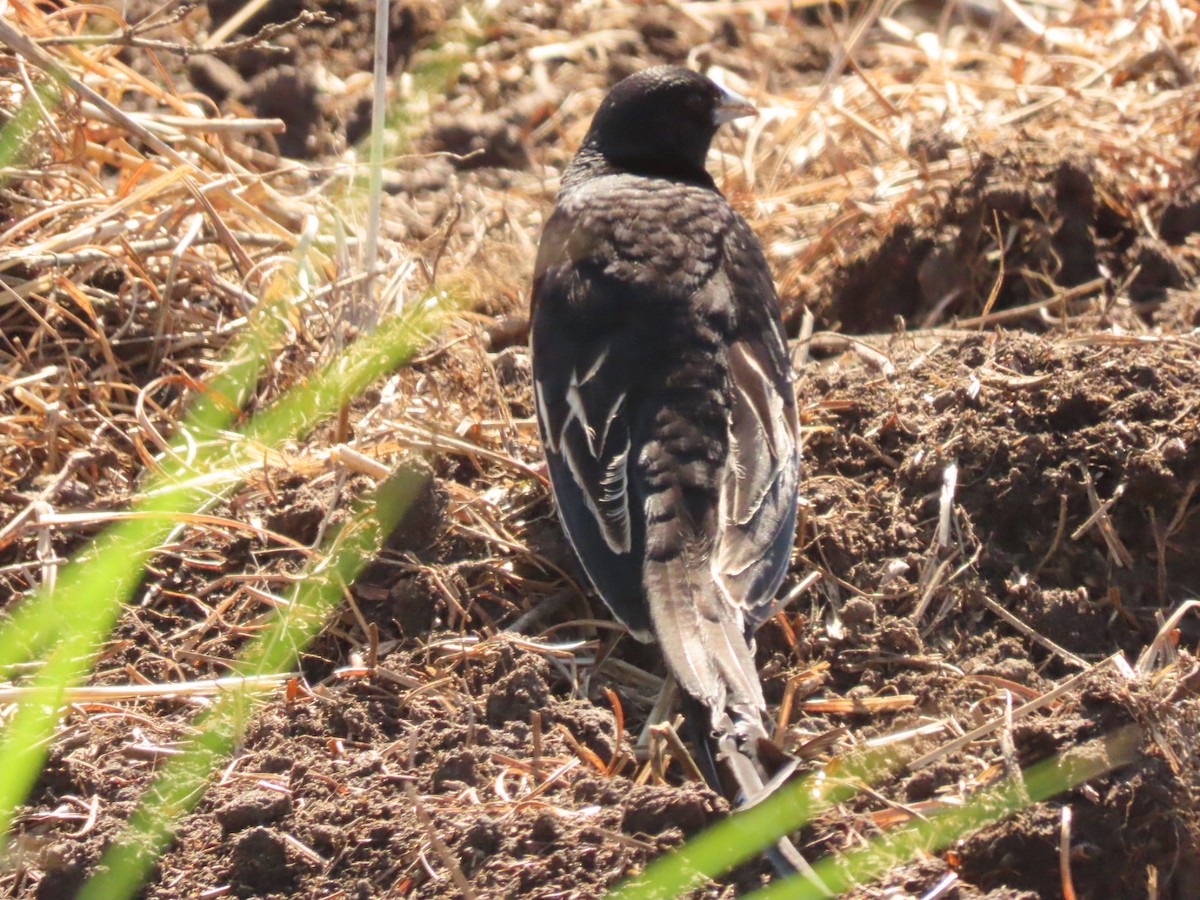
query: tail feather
[
  {"left": 643, "top": 516, "right": 824, "bottom": 884},
  {"left": 645, "top": 547, "right": 764, "bottom": 718},
  {"left": 678, "top": 694, "right": 826, "bottom": 887}
]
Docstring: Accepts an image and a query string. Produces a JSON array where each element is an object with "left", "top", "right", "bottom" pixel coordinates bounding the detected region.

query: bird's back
[{"left": 532, "top": 169, "right": 799, "bottom": 680}]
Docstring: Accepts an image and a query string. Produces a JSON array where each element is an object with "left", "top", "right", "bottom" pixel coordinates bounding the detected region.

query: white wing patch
[
  {"left": 600, "top": 438, "right": 632, "bottom": 543},
  {"left": 535, "top": 377, "right": 557, "bottom": 452},
  {"left": 724, "top": 341, "right": 793, "bottom": 527},
  {"left": 565, "top": 380, "right": 597, "bottom": 453},
  {"left": 577, "top": 345, "right": 609, "bottom": 384},
  {"left": 714, "top": 339, "right": 800, "bottom": 592},
  {"left": 538, "top": 346, "right": 633, "bottom": 555}
]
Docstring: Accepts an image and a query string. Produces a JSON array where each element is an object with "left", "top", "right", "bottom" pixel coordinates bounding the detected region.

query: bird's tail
[
  {"left": 644, "top": 547, "right": 825, "bottom": 885},
  {"left": 678, "top": 692, "right": 826, "bottom": 886}
]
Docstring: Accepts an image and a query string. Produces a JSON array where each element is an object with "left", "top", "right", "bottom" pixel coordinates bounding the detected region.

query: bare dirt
[{"left": 3, "top": 1, "right": 1200, "bottom": 899}]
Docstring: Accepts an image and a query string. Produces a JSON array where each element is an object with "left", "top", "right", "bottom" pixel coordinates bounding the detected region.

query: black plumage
[{"left": 530, "top": 67, "right": 814, "bottom": 880}]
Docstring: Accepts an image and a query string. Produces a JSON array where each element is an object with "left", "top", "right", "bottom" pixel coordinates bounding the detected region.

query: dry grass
[{"left": 449, "top": 0, "right": 1200, "bottom": 330}]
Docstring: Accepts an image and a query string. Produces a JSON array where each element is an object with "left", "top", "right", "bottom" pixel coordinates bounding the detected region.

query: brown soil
[{"left": 3, "top": 2, "right": 1200, "bottom": 899}]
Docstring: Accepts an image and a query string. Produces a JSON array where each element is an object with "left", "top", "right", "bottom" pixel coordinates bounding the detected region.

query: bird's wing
[
  {"left": 713, "top": 218, "right": 801, "bottom": 632},
  {"left": 714, "top": 334, "right": 800, "bottom": 630},
  {"left": 534, "top": 336, "right": 633, "bottom": 556},
  {"left": 530, "top": 207, "right": 650, "bottom": 638}
]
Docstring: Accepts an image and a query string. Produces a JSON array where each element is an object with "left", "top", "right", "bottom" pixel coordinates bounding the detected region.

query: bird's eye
[{"left": 685, "top": 91, "right": 708, "bottom": 115}]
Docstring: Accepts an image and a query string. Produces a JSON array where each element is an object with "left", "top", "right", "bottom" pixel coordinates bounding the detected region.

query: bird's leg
[
  {"left": 638, "top": 673, "right": 713, "bottom": 784},
  {"left": 502, "top": 588, "right": 574, "bottom": 636},
  {"left": 637, "top": 671, "right": 680, "bottom": 749}
]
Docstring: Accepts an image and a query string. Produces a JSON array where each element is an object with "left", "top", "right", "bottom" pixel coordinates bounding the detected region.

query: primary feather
[{"left": 530, "top": 66, "right": 815, "bottom": 881}]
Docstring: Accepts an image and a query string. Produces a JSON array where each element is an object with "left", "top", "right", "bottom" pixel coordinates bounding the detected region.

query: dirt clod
[
  {"left": 228, "top": 827, "right": 296, "bottom": 895},
  {"left": 215, "top": 792, "right": 294, "bottom": 834}
]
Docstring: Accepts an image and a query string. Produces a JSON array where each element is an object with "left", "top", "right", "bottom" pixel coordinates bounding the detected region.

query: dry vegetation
[{"left": 1, "top": 0, "right": 1199, "bottom": 897}]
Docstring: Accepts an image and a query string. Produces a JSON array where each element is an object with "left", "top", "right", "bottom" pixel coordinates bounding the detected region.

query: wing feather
[
  {"left": 531, "top": 213, "right": 652, "bottom": 636},
  {"left": 713, "top": 339, "right": 800, "bottom": 627},
  {"left": 541, "top": 349, "right": 633, "bottom": 555}
]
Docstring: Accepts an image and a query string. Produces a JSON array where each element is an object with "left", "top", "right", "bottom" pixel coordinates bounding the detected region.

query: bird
[{"left": 529, "top": 67, "right": 817, "bottom": 881}]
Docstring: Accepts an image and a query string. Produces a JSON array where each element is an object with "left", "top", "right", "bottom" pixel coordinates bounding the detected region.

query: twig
[
  {"left": 920, "top": 872, "right": 960, "bottom": 900},
  {"left": 0, "top": 673, "right": 292, "bottom": 703},
  {"left": 981, "top": 593, "right": 1088, "bottom": 669},
  {"left": 355, "top": 0, "right": 392, "bottom": 330},
  {"left": 1135, "top": 600, "right": 1200, "bottom": 675},
  {"left": 1073, "top": 471, "right": 1134, "bottom": 569},
  {"left": 1034, "top": 493, "right": 1070, "bottom": 576},
  {"left": 402, "top": 783, "right": 478, "bottom": 900},
  {"left": 0, "top": 17, "right": 191, "bottom": 169},
  {"left": 907, "top": 654, "right": 1120, "bottom": 772},
  {"left": 1060, "top": 805, "right": 1078, "bottom": 900},
  {"left": 953, "top": 277, "right": 1107, "bottom": 328}
]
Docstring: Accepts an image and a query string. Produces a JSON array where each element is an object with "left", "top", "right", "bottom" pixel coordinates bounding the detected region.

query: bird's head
[{"left": 577, "top": 66, "right": 757, "bottom": 183}]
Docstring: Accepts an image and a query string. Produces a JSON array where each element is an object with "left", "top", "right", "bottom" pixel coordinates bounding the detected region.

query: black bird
[{"left": 530, "top": 67, "right": 815, "bottom": 880}]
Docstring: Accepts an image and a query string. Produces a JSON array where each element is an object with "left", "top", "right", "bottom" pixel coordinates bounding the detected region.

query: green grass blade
[
  {"left": 0, "top": 483, "right": 210, "bottom": 837},
  {"left": 0, "top": 303, "right": 285, "bottom": 841},
  {"left": 0, "top": 293, "right": 283, "bottom": 678},
  {"left": 0, "top": 297, "right": 441, "bottom": 848},
  {"left": 0, "top": 75, "right": 61, "bottom": 172},
  {"left": 75, "top": 466, "right": 428, "bottom": 900},
  {"left": 608, "top": 748, "right": 905, "bottom": 900},
  {"left": 609, "top": 724, "right": 1141, "bottom": 900},
  {"left": 746, "top": 724, "right": 1140, "bottom": 899}
]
